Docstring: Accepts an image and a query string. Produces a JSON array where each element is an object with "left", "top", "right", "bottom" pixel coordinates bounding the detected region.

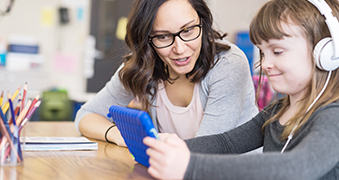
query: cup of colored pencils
[{"left": 0, "top": 83, "right": 40, "bottom": 166}]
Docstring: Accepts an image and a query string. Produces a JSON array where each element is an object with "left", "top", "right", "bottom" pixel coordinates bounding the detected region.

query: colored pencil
[
  {"left": 0, "top": 104, "right": 11, "bottom": 138},
  {"left": 0, "top": 107, "right": 8, "bottom": 127},
  {"left": 26, "top": 95, "right": 39, "bottom": 118},
  {"left": 14, "top": 94, "right": 22, "bottom": 116},
  {"left": 0, "top": 118, "right": 22, "bottom": 163},
  {"left": 0, "top": 91, "right": 3, "bottom": 107},
  {"left": 2, "top": 85, "right": 21, "bottom": 114},
  {"left": 15, "top": 100, "right": 32, "bottom": 125},
  {"left": 0, "top": 136, "right": 7, "bottom": 150},
  {"left": 18, "top": 117, "right": 29, "bottom": 133},
  {"left": 11, "top": 85, "right": 21, "bottom": 101},
  {"left": 0, "top": 139, "right": 9, "bottom": 163},
  {"left": 24, "top": 100, "right": 40, "bottom": 122},
  {"left": 21, "top": 82, "right": 27, "bottom": 110},
  {"left": 0, "top": 85, "right": 34, "bottom": 164},
  {"left": 0, "top": 116, "right": 21, "bottom": 162},
  {"left": 7, "top": 92, "right": 16, "bottom": 126},
  {"left": 9, "top": 96, "right": 21, "bottom": 125}
]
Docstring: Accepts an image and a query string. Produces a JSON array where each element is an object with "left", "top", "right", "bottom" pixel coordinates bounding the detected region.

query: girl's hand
[{"left": 143, "top": 133, "right": 190, "bottom": 180}]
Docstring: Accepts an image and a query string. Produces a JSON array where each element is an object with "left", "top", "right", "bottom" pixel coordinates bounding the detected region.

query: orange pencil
[
  {"left": 15, "top": 100, "right": 32, "bottom": 125},
  {"left": 14, "top": 94, "right": 22, "bottom": 115}
]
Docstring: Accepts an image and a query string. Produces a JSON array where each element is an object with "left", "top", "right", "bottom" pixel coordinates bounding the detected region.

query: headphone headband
[{"left": 308, "top": 0, "right": 339, "bottom": 59}]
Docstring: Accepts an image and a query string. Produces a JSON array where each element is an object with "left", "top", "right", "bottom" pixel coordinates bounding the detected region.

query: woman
[{"left": 74, "top": 0, "right": 257, "bottom": 146}]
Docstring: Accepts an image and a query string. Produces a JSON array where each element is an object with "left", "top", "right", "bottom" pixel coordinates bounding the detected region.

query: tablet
[{"left": 107, "top": 105, "right": 159, "bottom": 167}]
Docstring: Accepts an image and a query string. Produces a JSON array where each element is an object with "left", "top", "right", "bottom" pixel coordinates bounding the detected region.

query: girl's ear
[
  {"left": 308, "top": 0, "right": 339, "bottom": 71},
  {"left": 313, "top": 37, "right": 339, "bottom": 71}
]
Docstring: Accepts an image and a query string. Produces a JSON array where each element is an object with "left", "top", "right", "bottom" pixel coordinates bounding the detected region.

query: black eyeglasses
[{"left": 149, "top": 24, "right": 202, "bottom": 49}]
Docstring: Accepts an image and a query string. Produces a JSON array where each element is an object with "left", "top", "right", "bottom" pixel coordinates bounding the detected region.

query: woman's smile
[{"left": 172, "top": 56, "right": 191, "bottom": 66}]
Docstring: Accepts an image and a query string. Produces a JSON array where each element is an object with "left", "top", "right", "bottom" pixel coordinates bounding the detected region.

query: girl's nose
[
  {"left": 172, "top": 36, "right": 186, "bottom": 54},
  {"left": 261, "top": 56, "right": 273, "bottom": 71}
]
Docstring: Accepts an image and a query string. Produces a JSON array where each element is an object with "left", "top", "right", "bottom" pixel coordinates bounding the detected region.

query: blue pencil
[
  {"left": 0, "top": 107, "right": 5, "bottom": 137},
  {"left": 0, "top": 105, "right": 14, "bottom": 141},
  {"left": 0, "top": 106, "right": 8, "bottom": 126},
  {"left": 7, "top": 92, "right": 16, "bottom": 126}
]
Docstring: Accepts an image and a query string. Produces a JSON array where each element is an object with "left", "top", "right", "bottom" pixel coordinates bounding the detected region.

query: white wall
[
  {"left": 207, "top": 0, "right": 269, "bottom": 42},
  {"left": 0, "top": 0, "right": 91, "bottom": 101}
]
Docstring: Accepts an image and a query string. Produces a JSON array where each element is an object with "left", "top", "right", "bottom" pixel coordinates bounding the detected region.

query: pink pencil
[
  {"left": 21, "top": 82, "right": 27, "bottom": 111},
  {"left": 26, "top": 95, "right": 39, "bottom": 118},
  {"left": 0, "top": 141, "right": 9, "bottom": 164},
  {"left": 18, "top": 117, "right": 29, "bottom": 133},
  {"left": 24, "top": 100, "right": 40, "bottom": 122}
]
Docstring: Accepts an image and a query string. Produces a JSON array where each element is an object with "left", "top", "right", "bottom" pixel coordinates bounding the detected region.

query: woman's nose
[{"left": 172, "top": 36, "right": 186, "bottom": 54}]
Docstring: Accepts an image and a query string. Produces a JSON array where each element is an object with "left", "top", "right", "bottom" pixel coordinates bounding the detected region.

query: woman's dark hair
[{"left": 119, "top": 0, "right": 230, "bottom": 111}]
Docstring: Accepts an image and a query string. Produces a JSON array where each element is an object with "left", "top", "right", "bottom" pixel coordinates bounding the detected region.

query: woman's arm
[
  {"left": 79, "top": 113, "right": 126, "bottom": 146},
  {"left": 197, "top": 43, "right": 258, "bottom": 136},
  {"left": 74, "top": 64, "right": 133, "bottom": 146}
]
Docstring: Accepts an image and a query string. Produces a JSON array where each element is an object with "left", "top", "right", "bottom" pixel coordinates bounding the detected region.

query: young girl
[
  {"left": 75, "top": 0, "right": 257, "bottom": 146},
  {"left": 143, "top": 0, "right": 339, "bottom": 179}
]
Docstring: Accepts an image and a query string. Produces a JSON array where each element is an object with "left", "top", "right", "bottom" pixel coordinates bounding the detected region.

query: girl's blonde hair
[{"left": 249, "top": 0, "right": 339, "bottom": 140}]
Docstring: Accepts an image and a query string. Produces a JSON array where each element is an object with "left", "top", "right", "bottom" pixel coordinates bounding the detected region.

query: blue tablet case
[{"left": 107, "top": 105, "right": 159, "bottom": 167}]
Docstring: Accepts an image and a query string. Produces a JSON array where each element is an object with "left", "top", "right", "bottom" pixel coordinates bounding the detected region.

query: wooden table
[{"left": 0, "top": 121, "right": 154, "bottom": 180}]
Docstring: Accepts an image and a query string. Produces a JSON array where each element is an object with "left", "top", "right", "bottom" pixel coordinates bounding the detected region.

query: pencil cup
[{"left": 0, "top": 124, "right": 24, "bottom": 166}]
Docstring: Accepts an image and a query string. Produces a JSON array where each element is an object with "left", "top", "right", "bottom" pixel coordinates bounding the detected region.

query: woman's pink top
[{"left": 156, "top": 82, "right": 203, "bottom": 139}]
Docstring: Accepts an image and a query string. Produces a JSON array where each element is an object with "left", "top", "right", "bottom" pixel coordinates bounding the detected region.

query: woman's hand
[
  {"left": 143, "top": 133, "right": 190, "bottom": 180},
  {"left": 127, "top": 99, "right": 143, "bottom": 110},
  {"left": 79, "top": 113, "right": 127, "bottom": 147},
  {"left": 105, "top": 98, "right": 142, "bottom": 147}
]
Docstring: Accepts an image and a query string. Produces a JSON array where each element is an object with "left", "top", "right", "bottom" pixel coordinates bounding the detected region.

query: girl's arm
[
  {"left": 144, "top": 134, "right": 190, "bottom": 180},
  {"left": 184, "top": 105, "right": 339, "bottom": 180},
  {"left": 144, "top": 104, "right": 339, "bottom": 180},
  {"left": 143, "top": 109, "right": 266, "bottom": 179}
]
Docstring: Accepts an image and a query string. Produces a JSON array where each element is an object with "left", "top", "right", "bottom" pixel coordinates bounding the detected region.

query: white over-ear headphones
[
  {"left": 281, "top": 0, "right": 338, "bottom": 153},
  {"left": 309, "top": 0, "right": 339, "bottom": 71}
]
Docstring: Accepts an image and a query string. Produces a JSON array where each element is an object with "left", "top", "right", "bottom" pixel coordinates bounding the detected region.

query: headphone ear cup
[{"left": 313, "top": 37, "right": 339, "bottom": 71}]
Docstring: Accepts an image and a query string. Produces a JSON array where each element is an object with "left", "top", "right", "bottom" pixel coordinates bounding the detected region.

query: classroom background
[{"left": 0, "top": 0, "right": 271, "bottom": 121}]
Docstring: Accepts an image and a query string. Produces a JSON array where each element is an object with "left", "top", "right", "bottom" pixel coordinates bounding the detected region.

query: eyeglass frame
[{"left": 148, "top": 24, "right": 202, "bottom": 49}]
